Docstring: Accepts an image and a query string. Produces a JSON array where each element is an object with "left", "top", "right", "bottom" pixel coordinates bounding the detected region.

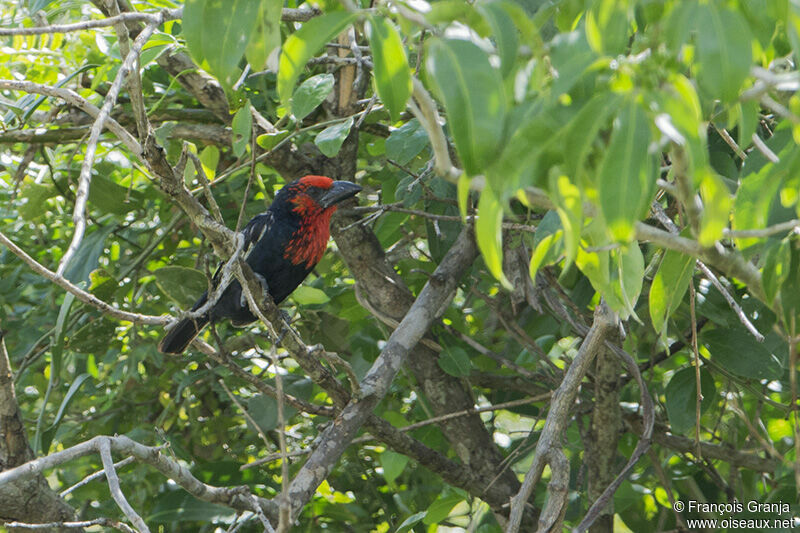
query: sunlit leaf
[
  {"left": 367, "top": 16, "right": 412, "bottom": 121},
  {"left": 278, "top": 12, "right": 357, "bottom": 104},
  {"left": 425, "top": 38, "right": 506, "bottom": 176}
]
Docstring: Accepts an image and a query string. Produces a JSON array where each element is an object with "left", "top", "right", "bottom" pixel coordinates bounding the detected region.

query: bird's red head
[{"left": 279, "top": 175, "right": 361, "bottom": 268}]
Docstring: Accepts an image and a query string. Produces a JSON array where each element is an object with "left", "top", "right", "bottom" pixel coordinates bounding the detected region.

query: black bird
[{"left": 159, "top": 175, "right": 361, "bottom": 354}]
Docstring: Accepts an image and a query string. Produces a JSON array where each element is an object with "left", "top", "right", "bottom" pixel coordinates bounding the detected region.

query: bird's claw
[{"left": 239, "top": 273, "right": 270, "bottom": 309}]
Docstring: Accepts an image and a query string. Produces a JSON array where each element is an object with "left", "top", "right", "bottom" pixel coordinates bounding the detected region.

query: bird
[{"left": 158, "top": 175, "right": 362, "bottom": 354}]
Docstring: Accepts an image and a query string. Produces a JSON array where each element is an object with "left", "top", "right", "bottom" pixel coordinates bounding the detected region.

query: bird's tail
[{"left": 159, "top": 314, "right": 209, "bottom": 354}]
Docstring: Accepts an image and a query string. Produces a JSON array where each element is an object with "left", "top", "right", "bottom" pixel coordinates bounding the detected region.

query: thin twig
[
  {"left": 0, "top": 230, "right": 167, "bottom": 325},
  {"left": 751, "top": 132, "right": 780, "bottom": 163},
  {"left": 99, "top": 438, "right": 150, "bottom": 533},
  {"left": 57, "top": 21, "right": 159, "bottom": 276},
  {"left": 60, "top": 455, "right": 136, "bottom": 496},
  {"left": 2, "top": 518, "right": 136, "bottom": 532}
]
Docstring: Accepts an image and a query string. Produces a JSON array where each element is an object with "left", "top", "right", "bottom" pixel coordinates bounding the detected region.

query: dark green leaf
[
  {"left": 665, "top": 367, "right": 715, "bottom": 434},
  {"left": 437, "top": 346, "right": 471, "bottom": 377},
  {"left": 702, "top": 328, "right": 784, "bottom": 380},
  {"left": 154, "top": 266, "right": 208, "bottom": 308}
]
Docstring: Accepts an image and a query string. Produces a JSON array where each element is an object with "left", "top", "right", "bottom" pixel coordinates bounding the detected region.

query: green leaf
[
  {"left": 478, "top": 1, "right": 519, "bottom": 78},
  {"left": 63, "top": 225, "right": 116, "bottom": 284},
  {"left": 423, "top": 494, "right": 464, "bottom": 525},
  {"left": 438, "top": 346, "right": 471, "bottom": 377},
  {"left": 549, "top": 31, "right": 597, "bottom": 97},
  {"left": 649, "top": 249, "right": 695, "bottom": 335},
  {"left": 550, "top": 174, "right": 582, "bottom": 270},
  {"left": 585, "top": 0, "right": 630, "bottom": 56},
  {"left": 314, "top": 117, "right": 354, "bottom": 158},
  {"left": 702, "top": 328, "right": 784, "bottom": 380},
  {"left": 396, "top": 512, "right": 427, "bottom": 533},
  {"left": 425, "top": 38, "right": 506, "bottom": 176},
  {"left": 598, "top": 100, "right": 653, "bottom": 242},
  {"left": 183, "top": 0, "right": 261, "bottom": 88},
  {"left": 68, "top": 317, "right": 117, "bottom": 354},
  {"left": 256, "top": 130, "right": 290, "bottom": 151},
  {"left": 529, "top": 211, "right": 564, "bottom": 279},
  {"left": 665, "top": 367, "right": 715, "bottom": 435},
  {"left": 695, "top": 4, "right": 752, "bottom": 103},
  {"left": 246, "top": 394, "right": 277, "bottom": 433},
  {"left": 19, "top": 182, "right": 56, "bottom": 220},
  {"left": 386, "top": 119, "right": 430, "bottom": 165},
  {"left": 199, "top": 145, "right": 220, "bottom": 180},
  {"left": 612, "top": 243, "right": 644, "bottom": 321},
  {"left": 367, "top": 16, "right": 412, "bottom": 122},
  {"left": 457, "top": 172, "right": 470, "bottom": 221},
  {"left": 762, "top": 239, "right": 791, "bottom": 306},
  {"left": 698, "top": 170, "right": 731, "bottom": 247},
  {"left": 245, "top": 0, "right": 282, "bottom": 72},
  {"left": 231, "top": 103, "right": 252, "bottom": 158},
  {"left": 564, "top": 92, "right": 621, "bottom": 179},
  {"left": 292, "top": 73, "right": 334, "bottom": 121},
  {"left": 379, "top": 450, "right": 409, "bottom": 484},
  {"left": 48, "top": 373, "right": 91, "bottom": 431},
  {"left": 89, "top": 175, "right": 143, "bottom": 215},
  {"left": 733, "top": 131, "right": 800, "bottom": 249},
  {"left": 278, "top": 12, "right": 358, "bottom": 104},
  {"left": 291, "top": 285, "right": 330, "bottom": 305},
  {"left": 154, "top": 266, "right": 208, "bottom": 308},
  {"left": 476, "top": 187, "right": 512, "bottom": 289}
]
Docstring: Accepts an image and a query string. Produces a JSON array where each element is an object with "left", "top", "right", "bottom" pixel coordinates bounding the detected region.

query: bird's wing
[{"left": 241, "top": 212, "right": 274, "bottom": 259}]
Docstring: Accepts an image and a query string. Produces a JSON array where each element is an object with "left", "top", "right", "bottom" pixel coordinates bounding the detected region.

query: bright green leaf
[
  {"left": 598, "top": 100, "right": 653, "bottom": 242},
  {"left": 245, "top": 0, "right": 282, "bottom": 72},
  {"left": 380, "top": 450, "right": 409, "bottom": 484},
  {"left": 649, "top": 249, "right": 695, "bottom": 335},
  {"left": 695, "top": 4, "right": 752, "bottom": 103},
  {"left": 698, "top": 170, "right": 731, "bottom": 247},
  {"left": 231, "top": 103, "right": 252, "bottom": 158},
  {"left": 278, "top": 12, "right": 357, "bottom": 104},
  {"left": 367, "top": 16, "right": 412, "bottom": 121},
  {"left": 425, "top": 38, "right": 506, "bottom": 176},
  {"left": 314, "top": 117, "right": 354, "bottom": 158},
  {"left": 183, "top": 0, "right": 261, "bottom": 88},
  {"left": 292, "top": 73, "right": 335, "bottom": 121},
  {"left": 292, "top": 285, "right": 330, "bottom": 305},
  {"left": 476, "top": 187, "right": 512, "bottom": 289}
]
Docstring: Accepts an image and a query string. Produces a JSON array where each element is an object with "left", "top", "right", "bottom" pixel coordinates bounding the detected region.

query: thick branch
[{"left": 286, "top": 227, "right": 477, "bottom": 518}]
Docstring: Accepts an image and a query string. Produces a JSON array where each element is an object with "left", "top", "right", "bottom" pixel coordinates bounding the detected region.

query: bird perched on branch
[{"left": 159, "top": 175, "right": 362, "bottom": 354}]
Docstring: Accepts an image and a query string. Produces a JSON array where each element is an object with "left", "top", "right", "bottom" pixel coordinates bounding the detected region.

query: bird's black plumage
[{"left": 159, "top": 176, "right": 361, "bottom": 354}]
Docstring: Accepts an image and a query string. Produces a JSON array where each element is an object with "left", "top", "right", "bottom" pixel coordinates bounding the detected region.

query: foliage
[{"left": 0, "top": 0, "right": 799, "bottom": 531}]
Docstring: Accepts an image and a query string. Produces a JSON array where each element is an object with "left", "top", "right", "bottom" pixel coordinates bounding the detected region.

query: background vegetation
[{"left": 0, "top": 0, "right": 798, "bottom": 531}]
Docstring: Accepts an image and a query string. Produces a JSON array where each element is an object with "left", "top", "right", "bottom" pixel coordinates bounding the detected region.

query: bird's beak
[{"left": 319, "top": 180, "right": 362, "bottom": 208}]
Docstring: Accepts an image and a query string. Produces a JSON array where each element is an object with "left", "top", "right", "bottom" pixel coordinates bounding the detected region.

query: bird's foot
[
  {"left": 272, "top": 309, "right": 294, "bottom": 345},
  {"left": 239, "top": 273, "right": 270, "bottom": 309}
]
